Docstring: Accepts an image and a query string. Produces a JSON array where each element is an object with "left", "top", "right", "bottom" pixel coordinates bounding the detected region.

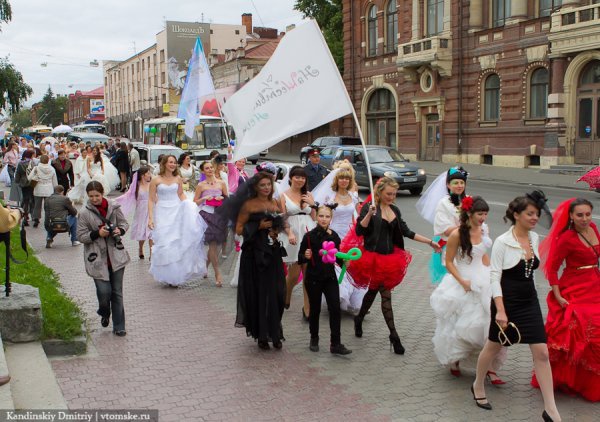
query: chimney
[{"left": 242, "top": 13, "right": 253, "bottom": 35}]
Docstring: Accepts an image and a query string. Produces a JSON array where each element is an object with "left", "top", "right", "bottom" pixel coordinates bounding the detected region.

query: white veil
[
  {"left": 312, "top": 168, "right": 339, "bottom": 204},
  {"left": 415, "top": 172, "right": 448, "bottom": 224}
]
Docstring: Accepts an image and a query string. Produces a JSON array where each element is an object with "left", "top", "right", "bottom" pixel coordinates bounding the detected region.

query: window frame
[
  {"left": 385, "top": 1, "right": 398, "bottom": 53},
  {"left": 528, "top": 67, "right": 549, "bottom": 119},
  {"left": 426, "top": 0, "right": 445, "bottom": 37},
  {"left": 538, "top": 0, "right": 562, "bottom": 18},
  {"left": 367, "top": 5, "right": 378, "bottom": 57},
  {"left": 491, "top": 0, "right": 511, "bottom": 28},
  {"left": 483, "top": 73, "right": 501, "bottom": 122}
]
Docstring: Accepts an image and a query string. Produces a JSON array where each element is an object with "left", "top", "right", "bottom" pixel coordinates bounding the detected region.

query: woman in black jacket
[
  {"left": 298, "top": 203, "right": 352, "bottom": 355},
  {"left": 345, "top": 177, "right": 440, "bottom": 354}
]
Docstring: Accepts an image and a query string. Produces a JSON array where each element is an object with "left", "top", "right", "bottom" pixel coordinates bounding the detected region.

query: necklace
[{"left": 512, "top": 228, "right": 534, "bottom": 278}]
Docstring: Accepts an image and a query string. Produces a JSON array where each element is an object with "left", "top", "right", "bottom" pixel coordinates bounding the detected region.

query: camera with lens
[{"left": 104, "top": 223, "right": 125, "bottom": 250}]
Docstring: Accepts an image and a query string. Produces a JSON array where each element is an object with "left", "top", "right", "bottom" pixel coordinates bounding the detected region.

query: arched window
[
  {"left": 484, "top": 74, "right": 500, "bottom": 121},
  {"left": 529, "top": 68, "right": 549, "bottom": 118},
  {"left": 368, "top": 6, "right": 378, "bottom": 57},
  {"left": 366, "top": 89, "right": 397, "bottom": 148},
  {"left": 386, "top": 1, "right": 398, "bottom": 53}
]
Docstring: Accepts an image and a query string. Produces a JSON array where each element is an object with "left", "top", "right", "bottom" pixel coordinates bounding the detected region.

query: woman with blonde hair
[{"left": 343, "top": 177, "right": 440, "bottom": 353}]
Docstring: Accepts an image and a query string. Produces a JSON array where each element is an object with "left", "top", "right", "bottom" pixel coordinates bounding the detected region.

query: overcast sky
[{"left": 0, "top": 0, "right": 304, "bottom": 108}]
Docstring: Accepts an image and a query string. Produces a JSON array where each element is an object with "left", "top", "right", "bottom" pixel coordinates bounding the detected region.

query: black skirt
[{"left": 489, "top": 257, "right": 547, "bottom": 345}]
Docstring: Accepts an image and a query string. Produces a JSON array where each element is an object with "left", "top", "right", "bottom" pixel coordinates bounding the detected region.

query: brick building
[
  {"left": 67, "top": 87, "right": 105, "bottom": 127},
  {"left": 343, "top": 0, "right": 600, "bottom": 167}
]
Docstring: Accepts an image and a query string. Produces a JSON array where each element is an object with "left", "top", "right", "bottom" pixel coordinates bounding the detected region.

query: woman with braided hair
[{"left": 430, "top": 196, "right": 505, "bottom": 381}]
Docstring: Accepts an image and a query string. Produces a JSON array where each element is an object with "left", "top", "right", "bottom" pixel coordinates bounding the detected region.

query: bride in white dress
[
  {"left": 312, "top": 164, "right": 367, "bottom": 315},
  {"left": 68, "top": 145, "right": 120, "bottom": 203},
  {"left": 68, "top": 147, "right": 90, "bottom": 204},
  {"left": 430, "top": 196, "right": 505, "bottom": 378},
  {"left": 148, "top": 155, "right": 207, "bottom": 286}
]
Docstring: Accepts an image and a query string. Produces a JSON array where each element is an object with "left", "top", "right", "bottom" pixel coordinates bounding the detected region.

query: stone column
[
  {"left": 507, "top": 0, "right": 528, "bottom": 24},
  {"left": 411, "top": 0, "right": 420, "bottom": 41},
  {"left": 469, "top": 0, "right": 483, "bottom": 31}
]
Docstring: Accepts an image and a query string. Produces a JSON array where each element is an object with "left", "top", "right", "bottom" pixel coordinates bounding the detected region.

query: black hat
[
  {"left": 307, "top": 148, "right": 320, "bottom": 157},
  {"left": 446, "top": 167, "right": 468, "bottom": 183}
]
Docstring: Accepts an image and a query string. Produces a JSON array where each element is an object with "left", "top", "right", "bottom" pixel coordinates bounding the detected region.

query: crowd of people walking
[{"left": 3, "top": 135, "right": 599, "bottom": 421}]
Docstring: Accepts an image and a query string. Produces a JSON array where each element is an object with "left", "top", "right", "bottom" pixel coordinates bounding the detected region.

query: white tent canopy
[{"left": 52, "top": 124, "right": 73, "bottom": 134}]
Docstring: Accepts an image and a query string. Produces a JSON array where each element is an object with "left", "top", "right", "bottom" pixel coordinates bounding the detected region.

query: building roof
[
  {"left": 245, "top": 39, "right": 280, "bottom": 59},
  {"left": 82, "top": 86, "right": 104, "bottom": 96}
]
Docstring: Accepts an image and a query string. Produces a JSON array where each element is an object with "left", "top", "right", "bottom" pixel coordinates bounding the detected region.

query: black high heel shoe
[
  {"left": 354, "top": 316, "right": 363, "bottom": 338},
  {"left": 470, "top": 385, "right": 492, "bottom": 410},
  {"left": 542, "top": 411, "right": 553, "bottom": 422},
  {"left": 389, "top": 334, "right": 405, "bottom": 355}
]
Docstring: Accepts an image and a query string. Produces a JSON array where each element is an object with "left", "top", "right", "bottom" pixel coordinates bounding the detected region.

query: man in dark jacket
[
  {"left": 303, "top": 148, "right": 329, "bottom": 191},
  {"left": 51, "top": 149, "right": 74, "bottom": 193},
  {"left": 44, "top": 185, "right": 80, "bottom": 248}
]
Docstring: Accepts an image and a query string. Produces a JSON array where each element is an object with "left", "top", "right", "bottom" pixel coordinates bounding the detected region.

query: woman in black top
[
  {"left": 298, "top": 204, "right": 352, "bottom": 355},
  {"left": 345, "top": 177, "right": 440, "bottom": 354}
]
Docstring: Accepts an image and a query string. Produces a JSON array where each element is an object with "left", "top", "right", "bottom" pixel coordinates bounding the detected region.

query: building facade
[
  {"left": 343, "top": 0, "right": 600, "bottom": 167},
  {"left": 67, "top": 87, "right": 105, "bottom": 127},
  {"left": 103, "top": 20, "right": 246, "bottom": 140}
]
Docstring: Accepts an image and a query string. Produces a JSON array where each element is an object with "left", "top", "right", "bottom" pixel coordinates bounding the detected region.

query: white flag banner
[
  {"left": 223, "top": 20, "right": 354, "bottom": 161},
  {"left": 178, "top": 37, "right": 216, "bottom": 138}
]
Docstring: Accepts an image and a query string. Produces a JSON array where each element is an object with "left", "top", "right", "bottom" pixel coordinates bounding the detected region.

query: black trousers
[{"left": 305, "top": 275, "right": 341, "bottom": 345}]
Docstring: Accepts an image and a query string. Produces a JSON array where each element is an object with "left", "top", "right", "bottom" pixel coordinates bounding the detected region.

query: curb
[
  {"left": 0, "top": 333, "right": 15, "bottom": 410},
  {"left": 41, "top": 323, "right": 88, "bottom": 357}
]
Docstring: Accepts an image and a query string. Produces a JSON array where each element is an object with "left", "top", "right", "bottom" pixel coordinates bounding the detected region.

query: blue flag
[{"left": 177, "top": 37, "right": 216, "bottom": 138}]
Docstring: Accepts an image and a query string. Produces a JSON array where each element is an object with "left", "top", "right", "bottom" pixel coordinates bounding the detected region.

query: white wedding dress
[
  {"left": 149, "top": 183, "right": 208, "bottom": 286},
  {"left": 430, "top": 242, "right": 498, "bottom": 366}
]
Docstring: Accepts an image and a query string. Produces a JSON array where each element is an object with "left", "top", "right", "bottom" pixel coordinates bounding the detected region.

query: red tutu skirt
[{"left": 340, "top": 223, "right": 412, "bottom": 291}]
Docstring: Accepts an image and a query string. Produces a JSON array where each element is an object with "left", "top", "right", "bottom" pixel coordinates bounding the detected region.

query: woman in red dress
[{"left": 533, "top": 198, "right": 600, "bottom": 401}]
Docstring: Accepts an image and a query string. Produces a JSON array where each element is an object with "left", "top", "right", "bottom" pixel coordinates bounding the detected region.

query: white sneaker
[{"left": 72, "top": 241, "right": 82, "bottom": 246}]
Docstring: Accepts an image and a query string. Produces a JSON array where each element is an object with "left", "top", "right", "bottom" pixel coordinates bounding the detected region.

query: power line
[{"left": 250, "top": 0, "right": 265, "bottom": 27}]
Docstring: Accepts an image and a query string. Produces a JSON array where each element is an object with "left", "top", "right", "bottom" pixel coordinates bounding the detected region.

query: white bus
[
  {"left": 23, "top": 125, "right": 53, "bottom": 139},
  {"left": 73, "top": 124, "right": 106, "bottom": 134}
]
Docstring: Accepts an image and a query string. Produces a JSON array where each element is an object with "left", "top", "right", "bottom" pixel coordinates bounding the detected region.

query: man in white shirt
[{"left": 128, "top": 143, "right": 140, "bottom": 173}]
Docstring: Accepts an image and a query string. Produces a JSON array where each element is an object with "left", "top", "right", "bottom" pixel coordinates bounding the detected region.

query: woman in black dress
[
  {"left": 472, "top": 196, "right": 561, "bottom": 422},
  {"left": 113, "top": 143, "right": 130, "bottom": 192},
  {"left": 234, "top": 172, "right": 287, "bottom": 350}
]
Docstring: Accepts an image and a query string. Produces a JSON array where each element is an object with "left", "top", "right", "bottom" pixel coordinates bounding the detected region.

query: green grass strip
[{"left": 1, "top": 226, "right": 84, "bottom": 341}]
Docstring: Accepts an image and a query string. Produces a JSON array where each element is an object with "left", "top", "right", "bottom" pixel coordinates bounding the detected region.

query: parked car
[
  {"left": 299, "top": 136, "right": 361, "bottom": 164},
  {"left": 246, "top": 149, "right": 269, "bottom": 165},
  {"left": 317, "top": 146, "right": 342, "bottom": 168},
  {"left": 133, "top": 143, "right": 184, "bottom": 173},
  {"left": 332, "top": 146, "right": 426, "bottom": 195}
]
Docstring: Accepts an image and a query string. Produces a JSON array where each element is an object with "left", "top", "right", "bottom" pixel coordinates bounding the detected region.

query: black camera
[
  {"left": 105, "top": 223, "right": 124, "bottom": 250},
  {"left": 265, "top": 212, "right": 285, "bottom": 232}
]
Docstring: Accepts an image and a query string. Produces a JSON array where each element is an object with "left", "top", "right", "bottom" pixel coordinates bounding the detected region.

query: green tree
[
  {"left": 9, "top": 107, "right": 32, "bottom": 134},
  {"left": 294, "top": 0, "right": 343, "bottom": 73},
  {"left": 38, "top": 87, "right": 67, "bottom": 127},
  {"left": 0, "top": 0, "right": 12, "bottom": 30}
]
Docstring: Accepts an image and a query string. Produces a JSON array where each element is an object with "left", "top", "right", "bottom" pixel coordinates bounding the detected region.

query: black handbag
[{"left": 50, "top": 218, "right": 69, "bottom": 233}]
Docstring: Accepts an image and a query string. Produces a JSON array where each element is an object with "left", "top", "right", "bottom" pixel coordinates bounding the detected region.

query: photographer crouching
[{"left": 77, "top": 181, "right": 130, "bottom": 337}]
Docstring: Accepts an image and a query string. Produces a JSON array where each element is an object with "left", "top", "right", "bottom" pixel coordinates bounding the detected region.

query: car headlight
[
  {"left": 383, "top": 171, "right": 397, "bottom": 178},
  {"left": 418, "top": 169, "right": 426, "bottom": 176}
]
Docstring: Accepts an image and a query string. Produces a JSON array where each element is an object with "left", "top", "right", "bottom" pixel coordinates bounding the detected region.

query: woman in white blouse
[{"left": 471, "top": 196, "right": 560, "bottom": 422}]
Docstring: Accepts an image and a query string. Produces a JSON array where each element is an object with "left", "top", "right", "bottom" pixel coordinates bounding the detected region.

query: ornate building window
[
  {"left": 484, "top": 74, "right": 500, "bottom": 121},
  {"left": 539, "top": 0, "right": 562, "bottom": 18},
  {"left": 367, "top": 89, "right": 397, "bottom": 149},
  {"left": 386, "top": 1, "right": 398, "bottom": 53},
  {"left": 492, "top": 0, "right": 510, "bottom": 28},
  {"left": 530, "top": 68, "right": 549, "bottom": 118},
  {"left": 368, "top": 6, "right": 378, "bottom": 57},
  {"left": 427, "top": 0, "right": 444, "bottom": 36}
]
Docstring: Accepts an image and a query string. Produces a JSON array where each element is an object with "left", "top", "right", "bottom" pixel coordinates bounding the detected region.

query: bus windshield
[{"left": 203, "top": 124, "right": 226, "bottom": 149}]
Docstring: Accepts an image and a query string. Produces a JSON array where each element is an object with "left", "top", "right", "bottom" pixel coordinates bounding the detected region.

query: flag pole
[{"left": 310, "top": 20, "right": 375, "bottom": 205}]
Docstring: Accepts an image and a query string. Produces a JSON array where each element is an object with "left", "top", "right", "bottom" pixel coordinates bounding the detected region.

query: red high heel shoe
[
  {"left": 486, "top": 371, "right": 506, "bottom": 385},
  {"left": 450, "top": 362, "right": 461, "bottom": 377}
]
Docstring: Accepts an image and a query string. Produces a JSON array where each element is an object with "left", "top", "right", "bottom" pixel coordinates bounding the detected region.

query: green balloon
[
  {"left": 150, "top": 127, "right": 157, "bottom": 133},
  {"left": 335, "top": 248, "right": 362, "bottom": 284}
]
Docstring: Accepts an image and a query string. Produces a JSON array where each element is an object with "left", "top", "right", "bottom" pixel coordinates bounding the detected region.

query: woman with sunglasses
[{"left": 472, "top": 195, "right": 560, "bottom": 422}]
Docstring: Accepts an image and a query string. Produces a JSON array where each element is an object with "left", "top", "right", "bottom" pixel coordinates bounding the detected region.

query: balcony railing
[
  {"left": 397, "top": 36, "right": 452, "bottom": 78},
  {"left": 549, "top": 3, "right": 600, "bottom": 56}
]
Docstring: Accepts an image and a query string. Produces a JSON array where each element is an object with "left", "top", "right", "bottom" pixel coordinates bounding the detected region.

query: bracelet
[{"left": 429, "top": 240, "right": 433, "bottom": 246}]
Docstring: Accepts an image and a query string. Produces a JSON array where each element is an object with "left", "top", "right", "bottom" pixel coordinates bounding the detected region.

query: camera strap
[{"left": 0, "top": 219, "right": 28, "bottom": 265}]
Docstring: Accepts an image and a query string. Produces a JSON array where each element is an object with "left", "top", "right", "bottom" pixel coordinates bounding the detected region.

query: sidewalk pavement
[
  {"left": 265, "top": 152, "right": 589, "bottom": 191},
  {"left": 18, "top": 201, "right": 600, "bottom": 421}
]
